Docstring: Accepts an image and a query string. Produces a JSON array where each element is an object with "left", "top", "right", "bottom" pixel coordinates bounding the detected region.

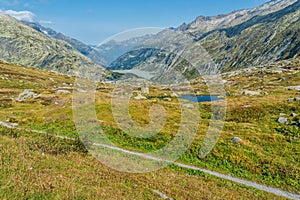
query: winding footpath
[{"left": 1, "top": 121, "right": 299, "bottom": 200}]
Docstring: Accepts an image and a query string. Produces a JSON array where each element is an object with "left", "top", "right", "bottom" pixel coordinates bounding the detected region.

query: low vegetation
[{"left": 0, "top": 60, "right": 299, "bottom": 199}]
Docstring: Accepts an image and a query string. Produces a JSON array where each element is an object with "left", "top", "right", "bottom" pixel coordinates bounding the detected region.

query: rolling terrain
[
  {"left": 0, "top": 0, "right": 299, "bottom": 199},
  {"left": 0, "top": 57, "right": 299, "bottom": 199}
]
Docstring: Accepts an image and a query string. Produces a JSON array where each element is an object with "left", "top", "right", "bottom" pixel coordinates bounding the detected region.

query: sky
[{"left": 0, "top": 0, "right": 270, "bottom": 45}]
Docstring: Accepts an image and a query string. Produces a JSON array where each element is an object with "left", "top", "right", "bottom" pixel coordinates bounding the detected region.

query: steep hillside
[
  {"left": 96, "top": 34, "right": 154, "bottom": 63},
  {"left": 179, "top": 0, "right": 297, "bottom": 37},
  {"left": 200, "top": 0, "right": 300, "bottom": 71},
  {"left": 108, "top": 0, "right": 300, "bottom": 82},
  {"left": 0, "top": 14, "right": 107, "bottom": 80},
  {"left": 22, "top": 21, "right": 108, "bottom": 66}
]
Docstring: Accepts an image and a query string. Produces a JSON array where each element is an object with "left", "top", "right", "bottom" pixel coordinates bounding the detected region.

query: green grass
[
  {"left": 0, "top": 61, "right": 299, "bottom": 198},
  {"left": 0, "top": 126, "right": 284, "bottom": 200}
]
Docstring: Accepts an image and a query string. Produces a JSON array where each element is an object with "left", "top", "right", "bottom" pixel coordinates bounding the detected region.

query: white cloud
[{"left": 0, "top": 9, "right": 36, "bottom": 22}]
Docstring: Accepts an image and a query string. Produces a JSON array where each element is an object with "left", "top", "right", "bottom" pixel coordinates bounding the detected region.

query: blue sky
[{"left": 0, "top": 0, "right": 270, "bottom": 44}]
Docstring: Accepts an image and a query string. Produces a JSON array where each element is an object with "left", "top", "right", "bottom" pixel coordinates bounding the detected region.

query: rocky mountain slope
[
  {"left": 22, "top": 21, "right": 107, "bottom": 67},
  {"left": 0, "top": 14, "right": 108, "bottom": 80},
  {"left": 178, "top": 0, "right": 297, "bottom": 37},
  {"left": 96, "top": 34, "right": 154, "bottom": 63},
  {"left": 108, "top": 0, "right": 300, "bottom": 82}
]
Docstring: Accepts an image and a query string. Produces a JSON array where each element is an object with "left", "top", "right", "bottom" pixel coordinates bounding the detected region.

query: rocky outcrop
[
  {"left": 16, "top": 89, "right": 41, "bottom": 102},
  {"left": 277, "top": 117, "right": 288, "bottom": 124}
]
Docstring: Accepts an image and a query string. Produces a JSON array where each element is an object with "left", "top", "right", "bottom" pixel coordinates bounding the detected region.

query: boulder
[
  {"left": 288, "top": 97, "right": 300, "bottom": 101},
  {"left": 171, "top": 93, "right": 178, "bottom": 97},
  {"left": 277, "top": 117, "right": 288, "bottom": 124},
  {"left": 163, "top": 98, "right": 172, "bottom": 102},
  {"left": 141, "top": 87, "right": 150, "bottom": 95},
  {"left": 241, "top": 90, "right": 260, "bottom": 96},
  {"left": 16, "top": 89, "right": 42, "bottom": 102},
  {"left": 134, "top": 93, "right": 147, "bottom": 100},
  {"left": 182, "top": 103, "right": 194, "bottom": 108},
  {"left": 291, "top": 121, "right": 298, "bottom": 126},
  {"left": 288, "top": 86, "right": 300, "bottom": 91},
  {"left": 291, "top": 113, "right": 297, "bottom": 117},
  {"left": 0, "top": 121, "right": 18, "bottom": 128},
  {"left": 231, "top": 137, "right": 243, "bottom": 144},
  {"left": 55, "top": 90, "right": 71, "bottom": 94}
]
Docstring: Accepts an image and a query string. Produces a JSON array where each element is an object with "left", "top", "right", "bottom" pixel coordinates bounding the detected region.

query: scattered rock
[
  {"left": 76, "top": 88, "right": 87, "bottom": 93},
  {"left": 134, "top": 93, "right": 147, "bottom": 100},
  {"left": 288, "top": 97, "right": 300, "bottom": 101},
  {"left": 271, "top": 70, "right": 283, "bottom": 74},
  {"left": 10, "top": 123, "right": 18, "bottom": 127},
  {"left": 171, "top": 93, "right": 178, "bottom": 97},
  {"left": 55, "top": 90, "right": 71, "bottom": 95},
  {"left": 231, "top": 137, "right": 243, "bottom": 144},
  {"left": 241, "top": 90, "right": 261, "bottom": 96},
  {"left": 141, "top": 87, "right": 150, "bottom": 95},
  {"left": 288, "top": 86, "right": 300, "bottom": 91},
  {"left": 291, "top": 113, "right": 297, "bottom": 117},
  {"left": 16, "top": 89, "right": 42, "bottom": 102},
  {"left": 291, "top": 121, "right": 298, "bottom": 125},
  {"left": 277, "top": 117, "right": 288, "bottom": 124},
  {"left": 0, "top": 121, "right": 18, "bottom": 128},
  {"left": 54, "top": 99, "right": 67, "bottom": 106},
  {"left": 182, "top": 103, "right": 194, "bottom": 108},
  {"left": 163, "top": 98, "right": 172, "bottom": 102}
]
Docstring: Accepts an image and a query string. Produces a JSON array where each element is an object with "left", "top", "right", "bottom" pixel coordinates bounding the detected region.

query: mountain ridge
[
  {"left": 22, "top": 21, "right": 108, "bottom": 67},
  {"left": 0, "top": 14, "right": 108, "bottom": 80},
  {"left": 107, "top": 0, "right": 300, "bottom": 82}
]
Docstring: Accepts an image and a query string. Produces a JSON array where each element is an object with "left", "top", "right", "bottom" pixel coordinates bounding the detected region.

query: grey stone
[
  {"left": 182, "top": 103, "right": 194, "bottom": 108},
  {"left": 241, "top": 90, "right": 261, "bottom": 96},
  {"left": 163, "top": 98, "right": 172, "bottom": 102},
  {"left": 288, "top": 97, "right": 300, "bottom": 101},
  {"left": 277, "top": 117, "right": 288, "bottom": 124},
  {"left": 0, "top": 121, "right": 18, "bottom": 128},
  {"left": 289, "top": 86, "right": 300, "bottom": 91},
  {"left": 55, "top": 90, "right": 71, "bottom": 95},
  {"left": 171, "top": 93, "right": 178, "bottom": 97},
  {"left": 291, "top": 121, "right": 298, "bottom": 125},
  {"left": 141, "top": 87, "right": 150, "bottom": 95},
  {"left": 291, "top": 113, "right": 297, "bottom": 117},
  {"left": 16, "top": 89, "right": 42, "bottom": 102},
  {"left": 134, "top": 93, "right": 147, "bottom": 100},
  {"left": 231, "top": 137, "right": 243, "bottom": 144}
]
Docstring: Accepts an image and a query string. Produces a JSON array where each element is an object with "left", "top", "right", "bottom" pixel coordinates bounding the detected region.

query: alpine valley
[{"left": 0, "top": 0, "right": 299, "bottom": 199}]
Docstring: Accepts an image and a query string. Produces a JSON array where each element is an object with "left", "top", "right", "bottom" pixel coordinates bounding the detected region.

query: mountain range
[
  {"left": 107, "top": 0, "right": 300, "bottom": 82},
  {"left": 22, "top": 21, "right": 108, "bottom": 67},
  {"left": 0, "top": 0, "right": 299, "bottom": 82},
  {"left": 0, "top": 14, "right": 109, "bottom": 81}
]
